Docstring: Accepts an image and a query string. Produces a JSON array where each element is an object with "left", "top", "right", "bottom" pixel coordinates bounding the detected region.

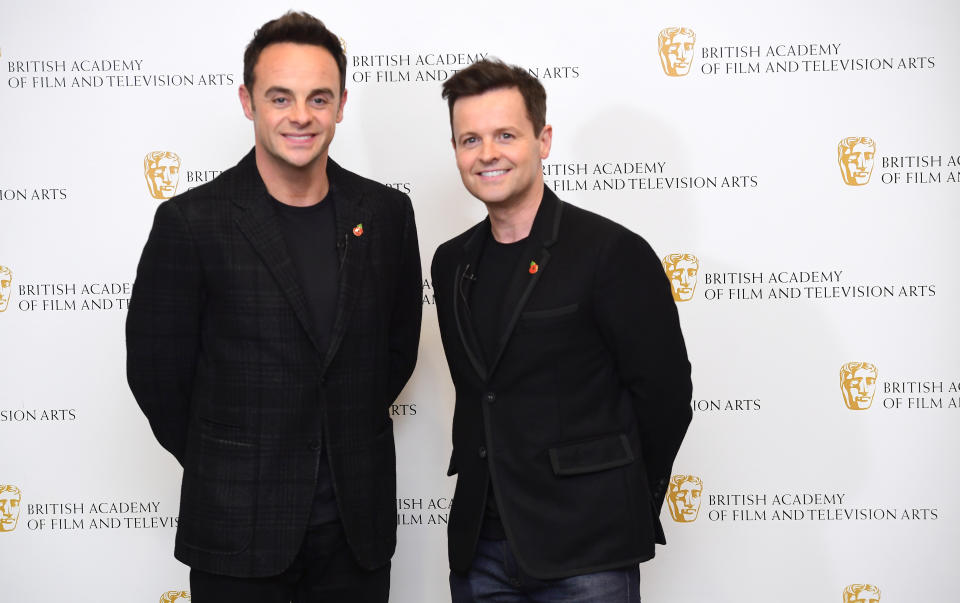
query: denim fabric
[{"left": 450, "top": 538, "right": 641, "bottom": 603}]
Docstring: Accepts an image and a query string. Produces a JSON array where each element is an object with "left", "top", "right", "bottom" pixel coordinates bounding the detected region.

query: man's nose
[
  {"left": 290, "top": 101, "right": 312, "bottom": 125},
  {"left": 479, "top": 139, "right": 499, "bottom": 162}
]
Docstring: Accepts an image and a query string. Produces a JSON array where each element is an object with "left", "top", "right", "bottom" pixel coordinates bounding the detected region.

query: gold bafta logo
[
  {"left": 0, "top": 484, "right": 22, "bottom": 532},
  {"left": 659, "top": 27, "right": 696, "bottom": 76},
  {"left": 0, "top": 265, "right": 12, "bottom": 312},
  {"left": 160, "top": 591, "right": 191, "bottom": 602},
  {"left": 840, "top": 362, "right": 878, "bottom": 410},
  {"left": 667, "top": 474, "right": 702, "bottom": 522},
  {"left": 144, "top": 151, "right": 182, "bottom": 200},
  {"left": 843, "top": 584, "right": 881, "bottom": 602},
  {"left": 838, "top": 137, "right": 877, "bottom": 186},
  {"left": 662, "top": 253, "right": 698, "bottom": 302}
]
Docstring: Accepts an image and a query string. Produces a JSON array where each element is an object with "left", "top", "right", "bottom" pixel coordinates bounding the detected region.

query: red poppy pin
[
  {"left": 528, "top": 260, "right": 539, "bottom": 274},
  {"left": 352, "top": 223, "right": 364, "bottom": 237}
]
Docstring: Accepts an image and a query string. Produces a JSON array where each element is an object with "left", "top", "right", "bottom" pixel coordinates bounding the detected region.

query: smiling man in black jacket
[
  {"left": 432, "top": 59, "right": 692, "bottom": 602},
  {"left": 127, "top": 12, "right": 421, "bottom": 603}
]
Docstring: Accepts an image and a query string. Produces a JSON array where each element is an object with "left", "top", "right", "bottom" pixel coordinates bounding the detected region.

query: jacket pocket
[
  {"left": 179, "top": 423, "right": 256, "bottom": 553},
  {"left": 548, "top": 433, "right": 635, "bottom": 476},
  {"left": 519, "top": 303, "right": 580, "bottom": 327}
]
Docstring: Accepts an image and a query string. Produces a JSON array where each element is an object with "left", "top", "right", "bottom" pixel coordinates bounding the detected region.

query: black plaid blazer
[{"left": 126, "top": 150, "right": 422, "bottom": 577}]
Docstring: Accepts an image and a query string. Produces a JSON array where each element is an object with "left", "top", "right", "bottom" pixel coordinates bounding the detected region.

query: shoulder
[
  {"left": 558, "top": 199, "right": 651, "bottom": 254},
  {"left": 161, "top": 153, "right": 251, "bottom": 218},
  {"left": 329, "top": 159, "right": 411, "bottom": 212}
]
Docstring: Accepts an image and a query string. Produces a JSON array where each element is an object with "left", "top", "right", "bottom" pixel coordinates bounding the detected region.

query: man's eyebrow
[
  {"left": 262, "top": 86, "right": 336, "bottom": 98},
  {"left": 263, "top": 86, "right": 294, "bottom": 97}
]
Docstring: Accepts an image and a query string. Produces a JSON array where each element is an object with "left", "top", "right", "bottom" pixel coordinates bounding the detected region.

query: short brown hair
[
  {"left": 243, "top": 11, "right": 346, "bottom": 93},
  {"left": 441, "top": 59, "right": 546, "bottom": 135}
]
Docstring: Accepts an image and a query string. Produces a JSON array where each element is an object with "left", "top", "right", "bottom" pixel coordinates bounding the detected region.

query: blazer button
[
  {"left": 484, "top": 392, "right": 496, "bottom": 404},
  {"left": 478, "top": 445, "right": 487, "bottom": 459}
]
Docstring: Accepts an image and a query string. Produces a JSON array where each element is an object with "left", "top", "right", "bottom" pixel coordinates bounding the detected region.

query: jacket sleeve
[
  {"left": 592, "top": 228, "right": 693, "bottom": 512},
  {"left": 386, "top": 194, "right": 423, "bottom": 404},
  {"left": 125, "top": 201, "right": 203, "bottom": 465}
]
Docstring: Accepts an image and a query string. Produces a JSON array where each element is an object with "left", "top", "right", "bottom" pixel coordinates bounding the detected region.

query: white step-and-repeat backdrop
[{"left": 2, "top": 1, "right": 958, "bottom": 601}]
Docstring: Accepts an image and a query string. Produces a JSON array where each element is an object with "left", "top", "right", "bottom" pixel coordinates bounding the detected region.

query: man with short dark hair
[
  {"left": 432, "top": 59, "right": 692, "bottom": 601},
  {"left": 127, "top": 12, "right": 421, "bottom": 602}
]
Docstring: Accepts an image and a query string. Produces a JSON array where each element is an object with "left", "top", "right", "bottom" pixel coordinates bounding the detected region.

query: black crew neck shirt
[
  {"left": 272, "top": 189, "right": 340, "bottom": 525},
  {"left": 271, "top": 191, "right": 340, "bottom": 353}
]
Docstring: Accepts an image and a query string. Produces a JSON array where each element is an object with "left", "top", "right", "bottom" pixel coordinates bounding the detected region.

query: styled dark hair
[
  {"left": 441, "top": 59, "right": 546, "bottom": 135},
  {"left": 243, "top": 11, "right": 346, "bottom": 93}
]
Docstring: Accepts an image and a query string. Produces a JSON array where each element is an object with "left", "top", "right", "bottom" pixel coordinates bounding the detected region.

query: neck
[
  {"left": 255, "top": 147, "right": 331, "bottom": 207},
  {"left": 486, "top": 182, "right": 544, "bottom": 244}
]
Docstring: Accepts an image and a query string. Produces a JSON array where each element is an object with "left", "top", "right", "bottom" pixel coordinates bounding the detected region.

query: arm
[
  {"left": 592, "top": 229, "right": 693, "bottom": 511},
  {"left": 386, "top": 195, "right": 423, "bottom": 403},
  {"left": 126, "top": 201, "right": 203, "bottom": 464}
]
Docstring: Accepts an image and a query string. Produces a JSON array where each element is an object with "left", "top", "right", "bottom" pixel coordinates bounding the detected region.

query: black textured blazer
[{"left": 127, "top": 150, "right": 422, "bottom": 577}]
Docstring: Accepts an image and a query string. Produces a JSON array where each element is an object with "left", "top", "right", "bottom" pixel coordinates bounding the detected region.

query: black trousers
[{"left": 190, "top": 521, "right": 390, "bottom": 603}]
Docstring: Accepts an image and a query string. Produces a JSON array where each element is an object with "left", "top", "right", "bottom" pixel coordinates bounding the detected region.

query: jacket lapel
[
  {"left": 453, "top": 220, "right": 490, "bottom": 382},
  {"left": 487, "top": 187, "right": 564, "bottom": 377},
  {"left": 232, "top": 151, "right": 325, "bottom": 354},
  {"left": 319, "top": 160, "right": 371, "bottom": 376}
]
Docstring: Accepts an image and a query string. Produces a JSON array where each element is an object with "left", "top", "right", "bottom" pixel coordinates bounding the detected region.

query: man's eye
[
  {"left": 312, "top": 97, "right": 328, "bottom": 105},
  {"left": 272, "top": 97, "right": 288, "bottom": 105},
  {"left": 500, "top": 133, "right": 513, "bottom": 140}
]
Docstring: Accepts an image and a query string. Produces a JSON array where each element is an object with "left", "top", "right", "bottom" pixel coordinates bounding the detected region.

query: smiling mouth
[
  {"left": 283, "top": 134, "right": 316, "bottom": 142},
  {"left": 479, "top": 169, "right": 509, "bottom": 178}
]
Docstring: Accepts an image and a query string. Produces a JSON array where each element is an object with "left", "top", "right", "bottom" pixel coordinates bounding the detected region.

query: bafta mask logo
[
  {"left": 0, "top": 485, "right": 22, "bottom": 532},
  {"left": 843, "top": 584, "right": 881, "bottom": 603},
  {"left": 144, "top": 151, "right": 182, "bottom": 200},
  {"left": 659, "top": 27, "right": 696, "bottom": 76},
  {"left": 0, "top": 265, "right": 12, "bottom": 312},
  {"left": 838, "top": 137, "right": 876, "bottom": 186},
  {"left": 667, "top": 474, "right": 703, "bottom": 522},
  {"left": 662, "top": 253, "right": 699, "bottom": 302},
  {"left": 160, "top": 591, "right": 191, "bottom": 603},
  {"left": 840, "top": 362, "right": 879, "bottom": 410}
]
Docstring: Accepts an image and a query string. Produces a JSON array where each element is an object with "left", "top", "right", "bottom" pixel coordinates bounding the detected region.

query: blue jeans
[{"left": 450, "top": 538, "right": 641, "bottom": 602}]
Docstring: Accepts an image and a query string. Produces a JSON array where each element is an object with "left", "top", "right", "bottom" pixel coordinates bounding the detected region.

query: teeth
[
  {"left": 286, "top": 135, "right": 312, "bottom": 140},
  {"left": 482, "top": 170, "right": 507, "bottom": 177}
]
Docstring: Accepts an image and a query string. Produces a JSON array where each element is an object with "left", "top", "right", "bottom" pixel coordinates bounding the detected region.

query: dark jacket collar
[
  {"left": 231, "top": 149, "right": 371, "bottom": 372},
  {"left": 454, "top": 185, "right": 564, "bottom": 381}
]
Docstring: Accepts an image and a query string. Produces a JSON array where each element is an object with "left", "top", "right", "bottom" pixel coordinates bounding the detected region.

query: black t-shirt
[
  {"left": 470, "top": 231, "right": 528, "bottom": 540},
  {"left": 272, "top": 191, "right": 339, "bottom": 354},
  {"left": 272, "top": 189, "right": 340, "bottom": 525}
]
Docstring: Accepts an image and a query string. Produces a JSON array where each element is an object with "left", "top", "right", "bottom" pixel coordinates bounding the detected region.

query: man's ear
[
  {"left": 239, "top": 84, "right": 255, "bottom": 120},
  {"left": 538, "top": 124, "right": 553, "bottom": 160}
]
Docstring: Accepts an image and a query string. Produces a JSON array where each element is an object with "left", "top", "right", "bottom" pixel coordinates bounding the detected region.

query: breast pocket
[{"left": 519, "top": 303, "right": 580, "bottom": 328}]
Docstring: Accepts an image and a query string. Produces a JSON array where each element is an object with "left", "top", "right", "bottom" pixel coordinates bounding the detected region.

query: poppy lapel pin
[{"left": 352, "top": 223, "right": 364, "bottom": 237}]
